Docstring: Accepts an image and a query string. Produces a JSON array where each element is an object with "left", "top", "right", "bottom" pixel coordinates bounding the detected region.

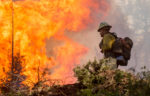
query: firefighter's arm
[{"left": 102, "top": 34, "right": 115, "bottom": 51}]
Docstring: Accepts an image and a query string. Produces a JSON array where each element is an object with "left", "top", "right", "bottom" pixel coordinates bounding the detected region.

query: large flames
[{"left": 0, "top": 0, "right": 109, "bottom": 86}]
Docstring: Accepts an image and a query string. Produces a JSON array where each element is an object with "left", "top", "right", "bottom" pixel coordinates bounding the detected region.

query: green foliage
[
  {"left": 74, "top": 60, "right": 101, "bottom": 88},
  {"left": 74, "top": 59, "right": 150, "bottom": 96}
]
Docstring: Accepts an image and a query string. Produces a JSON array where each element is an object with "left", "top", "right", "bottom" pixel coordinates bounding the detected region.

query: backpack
[
  {"left": 111, "top": 33, "right": 133, "bottom": 61},
  {"left": 122, "top": 37, "right": 133, "bottom": 60},
  {"left": 99, "top": 32, "right": 133, "bottom": 64}
]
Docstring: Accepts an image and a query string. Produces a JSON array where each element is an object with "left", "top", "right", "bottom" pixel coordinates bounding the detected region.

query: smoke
[
  {"left": 45, "top": 0, "right": 110, "bottom": 84},
  {"left": 106, "top": 0, "right": 150, "bottom": 72},
  {"left": 73, "top": 0, "right": 150, "bottom": 72},
  {"left": 51, "top": 0, "right": 150, "bottom": 73},
  {"left": 46, "top": 0, "right": 111, "bottom": 67},
  {"left": 45, "top": 0, "right": 150, "bottom": 85}
]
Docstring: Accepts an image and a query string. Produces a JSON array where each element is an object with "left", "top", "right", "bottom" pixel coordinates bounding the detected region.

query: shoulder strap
[{"left": 109, "top": 32, "right": 118, "bottom": 39}]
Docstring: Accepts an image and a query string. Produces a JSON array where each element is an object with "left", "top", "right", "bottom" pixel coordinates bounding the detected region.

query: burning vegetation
[
  {"left": 1, "top": 0, "right": 150, "bottom": 96},
  {"left": 0, "top": 0, "right": 110, "bottom": 93}
]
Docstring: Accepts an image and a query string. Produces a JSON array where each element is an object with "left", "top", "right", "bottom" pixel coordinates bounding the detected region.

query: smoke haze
[
  {"left": 48, "top": 0, "right": 150, "bottom": 72},
  {"left": 108, "top": 0, "right": 150, "bottom": 72}
]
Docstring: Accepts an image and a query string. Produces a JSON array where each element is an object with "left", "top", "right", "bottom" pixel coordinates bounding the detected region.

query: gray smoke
[
  {"left": 107, "top": 0, "right": 150, "bottom": 72},
  {"left": 46, "top": 0, "right": 150, "bottom": 72},
  {"left": 68, "top": 0, "right": 150, "bottom": 72}
]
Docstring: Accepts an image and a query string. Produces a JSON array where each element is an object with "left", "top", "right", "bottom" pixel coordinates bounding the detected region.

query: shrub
[{"left": 74, "top": 59, "right": 150, "bottom": 96}]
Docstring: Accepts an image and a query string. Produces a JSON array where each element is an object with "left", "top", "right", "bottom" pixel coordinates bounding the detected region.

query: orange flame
[{"left": 0, "top": 0, "right": 110, "bottom": 86}]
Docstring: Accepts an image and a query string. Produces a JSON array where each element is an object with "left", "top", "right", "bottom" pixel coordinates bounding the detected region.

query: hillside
[{"left": 1, "top": 59, "right": 150, "bottom": 96}]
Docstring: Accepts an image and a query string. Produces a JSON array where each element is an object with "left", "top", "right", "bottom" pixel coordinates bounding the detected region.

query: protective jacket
[{"left": 99, "top": 32, "right": 116, "bottom": 58}]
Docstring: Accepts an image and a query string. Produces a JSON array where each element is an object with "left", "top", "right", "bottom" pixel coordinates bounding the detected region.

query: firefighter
[{"left": 98, "top": 22, "right": 125, "bottom": 69}]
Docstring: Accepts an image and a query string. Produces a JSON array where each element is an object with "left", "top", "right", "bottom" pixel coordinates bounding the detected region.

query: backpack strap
[{"left": 110, "top": 32, "right": 118, "bottom": 39}]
